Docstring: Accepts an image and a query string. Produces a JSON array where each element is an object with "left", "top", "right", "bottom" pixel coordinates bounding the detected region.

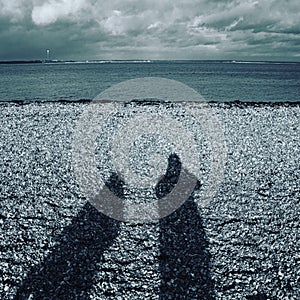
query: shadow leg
[{"left": 15, "top": 173, "right": 124, "bottom": 300}]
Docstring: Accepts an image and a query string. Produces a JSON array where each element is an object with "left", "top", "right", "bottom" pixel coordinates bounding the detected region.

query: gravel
[{"left": 0, "top": 100, "right": 299, "bottom": 299}]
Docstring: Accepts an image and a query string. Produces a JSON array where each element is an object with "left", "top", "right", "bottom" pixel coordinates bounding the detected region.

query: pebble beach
[{"left": 0, "top": 100, "right": 299, "bottom": 299}]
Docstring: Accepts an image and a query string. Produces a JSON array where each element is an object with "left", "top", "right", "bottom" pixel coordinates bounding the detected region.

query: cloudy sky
[{"left": 0, "top": 0, "right": 299, "bottom": 61}]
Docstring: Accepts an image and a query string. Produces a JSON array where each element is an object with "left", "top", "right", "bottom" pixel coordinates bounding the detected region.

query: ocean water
[{"left": 0, "top": 60, "right": 299, "bottom": 102}]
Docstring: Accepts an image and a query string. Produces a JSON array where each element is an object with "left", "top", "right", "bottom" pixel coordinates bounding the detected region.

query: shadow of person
[
  {"left": 156, "top": 154, "right": 215, "bottom": 299},
  {"left": 15, "top": 175, "right": 123, "bottom": 300},
  {"left": 16, "top": 154, "right": 214, "bottom": 299}
]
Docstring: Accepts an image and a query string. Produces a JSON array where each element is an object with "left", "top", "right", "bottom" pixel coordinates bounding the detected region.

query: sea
[{"left": 0, "top": 60, "right": 299, "bottom": 102}]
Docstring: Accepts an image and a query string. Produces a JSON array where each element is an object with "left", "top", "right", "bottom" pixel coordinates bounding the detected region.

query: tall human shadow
[
  {"left": 156, "top": 154, "right": 215, "bottom": 299},
  {"left": 15, "top": 175, "right": 124, "bottom": 300}
]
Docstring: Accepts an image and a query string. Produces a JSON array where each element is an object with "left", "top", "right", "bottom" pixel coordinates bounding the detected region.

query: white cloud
[
  {"left": 100, "top": 10, "right": 142, "bottom": 35},
  {"left": 31, "top": 0, "right": 86, "bottom": 25},
  {"left": 225, "top": 17, "right": 244, "bottom": 31}
]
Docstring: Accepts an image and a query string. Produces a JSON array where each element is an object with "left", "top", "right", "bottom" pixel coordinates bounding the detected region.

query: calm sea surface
[{"left": 0, "top": 61, "right": 299, "bottom": 102}]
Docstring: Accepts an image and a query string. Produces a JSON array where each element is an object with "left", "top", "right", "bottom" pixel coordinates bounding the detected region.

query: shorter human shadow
[
  {"left": 156, "top": 154, "right": 215, "bottom": 299},
  {"left": 15, "top": 174, "right": 123, "bottom": 300}
]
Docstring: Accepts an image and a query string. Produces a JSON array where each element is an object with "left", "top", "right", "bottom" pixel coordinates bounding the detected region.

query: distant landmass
[
  {"left": 0, "top": 60, "right": 70, "bottom": 64},
  {"left": 0, "top": 59, "right": 299, "bottom": 65},
  {"left": 0, "top": 60, "right": 44, "bottom": 64},
  {"left": 0, "top": 59, "right": 153, "bottom": 64}
]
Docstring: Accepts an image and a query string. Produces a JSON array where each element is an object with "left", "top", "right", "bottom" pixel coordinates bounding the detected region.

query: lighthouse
[{"left": 46, "top": 49, "right": 50, "bottom": 61}]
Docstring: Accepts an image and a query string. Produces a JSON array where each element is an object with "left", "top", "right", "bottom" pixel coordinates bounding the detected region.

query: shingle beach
[{"left": 0, "top": 101, "right": 299, "bottom": 299}]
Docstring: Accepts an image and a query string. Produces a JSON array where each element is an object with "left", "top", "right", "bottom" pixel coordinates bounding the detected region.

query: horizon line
[{"left": 0, "top": 59, "right": 299, "bottom": 64}]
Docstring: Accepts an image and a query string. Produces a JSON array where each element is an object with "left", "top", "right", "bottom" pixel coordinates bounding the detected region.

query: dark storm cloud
[{"left": 0, "top": 0, "right": 299, "bottom": 60}]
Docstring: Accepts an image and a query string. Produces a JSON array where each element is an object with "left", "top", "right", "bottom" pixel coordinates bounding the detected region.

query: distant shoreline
[
  {"left": 0, "top": 99, "right": 299, "bottom": 107},
  {"left": 0, "top": 59, "right": 299, "bottom": 65},
  {"left": 0, "top": 60, "right": 44, "bottom": 64}
]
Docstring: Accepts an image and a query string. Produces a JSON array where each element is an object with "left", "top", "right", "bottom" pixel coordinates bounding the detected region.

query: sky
[{"left": 0, "top": 0, "right": 299, "bottom": 61}]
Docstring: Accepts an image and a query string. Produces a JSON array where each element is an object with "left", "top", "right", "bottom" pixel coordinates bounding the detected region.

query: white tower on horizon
[{"left": 46, "top": 49, "right": 50, "bottom": 61}]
